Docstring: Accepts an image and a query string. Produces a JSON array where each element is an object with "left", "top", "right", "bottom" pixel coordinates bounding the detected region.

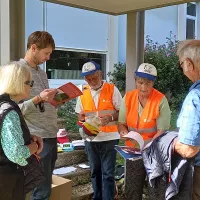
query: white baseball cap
[
  {"left": 81, "top": 61, "right": 100, "bottom": 77},
  {"left": 135, "top": 63, "right": 157, "bottom": 81}
]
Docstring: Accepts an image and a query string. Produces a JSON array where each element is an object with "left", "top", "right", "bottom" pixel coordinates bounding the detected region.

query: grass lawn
[{"left": 116, "top": 110, "right": 178, "bottom": 166}]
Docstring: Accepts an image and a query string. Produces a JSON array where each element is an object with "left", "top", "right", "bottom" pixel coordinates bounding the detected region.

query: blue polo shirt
[{"left": 177, "top": 80, "right": 200, "bottom": 166}]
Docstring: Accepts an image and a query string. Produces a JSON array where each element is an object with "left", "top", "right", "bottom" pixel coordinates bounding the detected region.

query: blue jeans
[
  {"left": 85, "top": 140, "right": 119, "bottom": 200},
  {"left": 31, "top": 138, "right": 57, "bottom": 200}
]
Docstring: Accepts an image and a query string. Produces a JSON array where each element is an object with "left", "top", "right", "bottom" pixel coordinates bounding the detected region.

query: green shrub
[
  {"left": 57, "top": 99, "right": 79, "bottom": 132},
  {"left": 107, "top": 62, "right": 126, "bottom": 93}
]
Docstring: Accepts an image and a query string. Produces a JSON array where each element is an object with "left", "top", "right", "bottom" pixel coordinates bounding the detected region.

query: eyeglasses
[
  {"left": 24, "top": 80, "right": 34, "bottom": 87},
  {"left": 178, "top": 61, "right": 184, "bottom": 72},
  {"left": 38, "top": 102, "right": 45, "bottom": 112},
  {"left": 85, "top": 73, "right": 100, "bottom": 82}
]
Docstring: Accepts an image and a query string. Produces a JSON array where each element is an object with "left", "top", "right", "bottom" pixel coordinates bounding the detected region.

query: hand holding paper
[
  {"left": 40, "top": 89, "right": 57, "bottom": 102},
  {"left": 50, "top": 82, "right": 83, "bottom": 107},
  {"left": 122, "top": 131, "right": 145, "bottom": 150},
  {"left": 115, "top": 131, "right": 152, "bottom": 159},
  {"left": 77, "top": 115, "right": 102, "bottom": 137},
  {"left": 100, "top": 115, "right": 112, "bottom": 126}
]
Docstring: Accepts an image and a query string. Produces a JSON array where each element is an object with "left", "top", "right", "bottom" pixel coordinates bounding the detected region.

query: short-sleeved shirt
[
  {"left": 118, "top": 94, "right": 171, "bottom": 130},
  {"left": 75, "top": 82, "right": 122, "bottom": 142},
  {"left": 177, "top": 80, "right": 200, "bottom": 166}
]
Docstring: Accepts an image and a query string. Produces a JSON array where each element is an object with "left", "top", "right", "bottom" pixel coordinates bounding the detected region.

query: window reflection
[{"left": 46, "top": 50, "right": 107, "bottom": 80}]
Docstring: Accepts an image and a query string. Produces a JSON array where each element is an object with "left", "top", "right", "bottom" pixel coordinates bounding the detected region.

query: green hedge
[{"left": 57, "top": 99, "right": 79, "bottom": 132}]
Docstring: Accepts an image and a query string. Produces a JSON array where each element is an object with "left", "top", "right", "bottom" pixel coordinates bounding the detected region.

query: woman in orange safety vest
[{"left": 118, "top": 63, "right": 171, "bottom": 147}]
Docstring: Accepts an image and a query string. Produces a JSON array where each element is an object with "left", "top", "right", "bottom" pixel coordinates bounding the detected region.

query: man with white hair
[
  {"left": 75, "top": 61, "right": 122, "bottom": 200},
  {"left": 175, "top": 40, "right": 200, "bottom": 200}
]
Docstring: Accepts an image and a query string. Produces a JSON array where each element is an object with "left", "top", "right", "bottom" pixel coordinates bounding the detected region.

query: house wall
[
  {"left": 118, "top": 5, "right": 178, "bottom": 63},
  {"left": 26, "top": 0, "right": 109, "bottom": 51},
  {"left": 26, "top": 0, "right": 179, "bottom": 87},
  {"left": 25, "top": 0, "right": 111, "bottom": 87}
]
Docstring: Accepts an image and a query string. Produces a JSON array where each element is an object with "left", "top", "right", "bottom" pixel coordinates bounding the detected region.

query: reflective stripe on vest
[
  {"left": 80, "top": 83, "right": 118, "bottom": 132},
  {"left": 128, "top": 127, "right": 157, "bottom": 135},
  {"left": 125, "top": 88, "right": 164, "bottom": 141}
]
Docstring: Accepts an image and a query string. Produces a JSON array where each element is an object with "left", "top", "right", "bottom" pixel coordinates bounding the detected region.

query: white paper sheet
[
  {"left": 122, "top": 131, "right": 145, "bottom": 150},
  {"left": 78, "top": 164, "right": 90, "bottom": 169},
  {"left": 53, "top": 166, "right": 77, "bottom": 175}
]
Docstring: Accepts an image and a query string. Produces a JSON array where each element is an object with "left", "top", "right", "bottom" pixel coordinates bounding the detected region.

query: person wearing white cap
[
  {"left": 118, "top": 63, "right": 171, "bottom": 145},
  {"left": 75, "top": 61, "right": 122, "bottom": 200},
  {"left": 118, "top": 63, "right": 171, "bottom": 199}
]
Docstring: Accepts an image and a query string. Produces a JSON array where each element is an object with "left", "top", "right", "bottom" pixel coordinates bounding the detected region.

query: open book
[
  {"left": 115, "top": 131, "right": 152, "bottom": 160},
  {"left": 50, "top": 82, "right": 83, "bottom": 107}
]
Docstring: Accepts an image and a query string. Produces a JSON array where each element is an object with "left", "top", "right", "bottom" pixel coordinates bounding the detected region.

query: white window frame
[
  {"left": 45, "top": 47, "right": 108, "bottom": 88},
  {"left": 40, "top": 2, "right": 118, "bottom": 88},
  {"left": 186, "top": 2, "right": 197, "bottom": 39},
  {"left": 178, "top": 2, "right": 199, "bottom": 40}
]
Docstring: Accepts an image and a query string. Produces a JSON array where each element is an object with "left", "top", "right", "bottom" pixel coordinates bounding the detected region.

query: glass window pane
[
  {"left": 186, "top": 18, "right": 195, "bottom": 39},
  {"left": 46, "top": 50, "right": 107, "bottom": 80},
  {"left": 187, "top": 3, "right": 196, "bottom": 17}
]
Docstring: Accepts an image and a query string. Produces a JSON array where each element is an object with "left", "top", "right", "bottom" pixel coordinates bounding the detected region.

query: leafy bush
[
  {"left": 107, "top": 63, "right": 126, "bottom": 93},
  {"left": 108, "top": 32, "right": 192, "bottom": 111},
  {"left": 57, "top": 99, "right": 79, "bottom": 132}
]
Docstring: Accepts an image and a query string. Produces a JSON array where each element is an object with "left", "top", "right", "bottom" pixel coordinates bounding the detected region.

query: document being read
[
  {"left": 115, "top": 131, "right": 152, "bottom": 160},
  {"left": 50, "top": 82, "right": 83, "bottom": 107}
]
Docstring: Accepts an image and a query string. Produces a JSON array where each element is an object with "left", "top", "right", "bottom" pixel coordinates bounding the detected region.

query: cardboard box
[
  {"left": 26, "top": 175, "right": 72, "bottom": 200},
  {"left": 50, "top": 175, "right": 72, "bottom": 200}
]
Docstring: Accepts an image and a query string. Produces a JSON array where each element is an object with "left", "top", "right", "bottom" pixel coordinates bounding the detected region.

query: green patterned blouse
[{"left": 1, "top": 110, "right": 31, "bottom": 166}]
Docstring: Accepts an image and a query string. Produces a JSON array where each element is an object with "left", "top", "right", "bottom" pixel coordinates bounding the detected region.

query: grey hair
[
  {"left": 134, "top": 75, "right": 155, "bottom": 83},
  {"left": 177, "top": 40, "right": 200, "bottom": 67}
]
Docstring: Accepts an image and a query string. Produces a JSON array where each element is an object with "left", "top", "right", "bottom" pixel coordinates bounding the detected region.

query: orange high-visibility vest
[
  {"left": 125, "top": 88, "right": 164, "bottom": 146},
  {"left": 80, "top": 83, "right": 118, "bottom": 133}
]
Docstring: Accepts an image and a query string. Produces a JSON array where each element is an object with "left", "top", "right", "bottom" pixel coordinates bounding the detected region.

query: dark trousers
[
  {"left": 85, "top": 139, "right": 119, "bottom": 200},
  {"left": 0, "top": 167, "right": 24, "bottom": 200},
  {"left": 193, "top": 166, "right": 200, "bottom": 200},
  {"left": 31, "top": 138, "right": 57, "bottom": 200}
]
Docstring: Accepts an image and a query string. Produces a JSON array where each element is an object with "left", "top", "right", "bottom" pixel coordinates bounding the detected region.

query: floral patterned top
[{"left": 1, "top": 110, "right": 31, "bottom": 166}]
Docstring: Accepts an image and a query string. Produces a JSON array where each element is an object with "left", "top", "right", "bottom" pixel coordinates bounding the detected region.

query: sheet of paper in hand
[
  {"left": 115, "top": 131, "right": 151, "bottom": 160},
  {"left": 122, "top": 131, "right": 145, "bottom": 150},
  {"left": 50, "top": 82, "right": 83, "bottom": 106}
]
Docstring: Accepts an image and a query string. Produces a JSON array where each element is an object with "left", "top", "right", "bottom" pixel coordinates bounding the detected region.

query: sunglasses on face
[
  {"left": 38, "top": 102, "right": 45, "bottom": 112},
  {"left": 24, "top": 80, "right": 34, "bottom": 87}
]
